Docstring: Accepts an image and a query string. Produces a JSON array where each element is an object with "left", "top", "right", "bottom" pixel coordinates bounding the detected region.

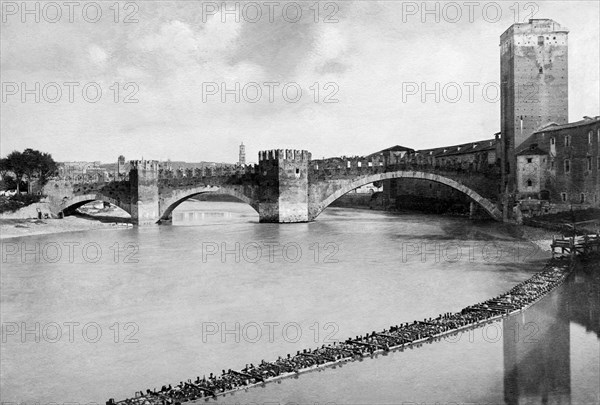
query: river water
[{"left": 1, "top": 201, "right": 598, "bottom": 404}]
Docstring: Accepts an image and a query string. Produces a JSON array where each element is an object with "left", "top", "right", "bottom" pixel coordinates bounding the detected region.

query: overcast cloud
[{"left": 1, "top": 1, "right": 598, "bottom": 163}]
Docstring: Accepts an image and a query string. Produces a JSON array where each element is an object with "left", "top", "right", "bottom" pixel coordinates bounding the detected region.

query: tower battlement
[
  {"left": 130, "top": 160, "right": 160, "bottom": 171},
  {"left": 258, "top": 149, "right": 311, "bottom": 162}
]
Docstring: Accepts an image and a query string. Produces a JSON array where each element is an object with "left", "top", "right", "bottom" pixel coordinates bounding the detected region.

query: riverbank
[{"left": 0, "top": 216, "right": 132, "bottom": 239}]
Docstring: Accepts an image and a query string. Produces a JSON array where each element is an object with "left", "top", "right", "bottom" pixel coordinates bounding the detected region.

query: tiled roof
[{"left": 534, "top": 116, "right": 600, "bottom": 133}]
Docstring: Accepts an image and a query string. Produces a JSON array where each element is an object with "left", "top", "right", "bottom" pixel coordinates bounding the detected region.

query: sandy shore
[
  {"left": 0, "top": 216, "right": 132, "bottom": 240},
  {"left": 518, "top": 225, "right": 558, "bottom": 253}
]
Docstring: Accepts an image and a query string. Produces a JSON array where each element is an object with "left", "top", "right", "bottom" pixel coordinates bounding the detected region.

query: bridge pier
[
  {"left": 129, "top": 160, "right": 160, "bottom": 226},
  {"left": 257, "top": 149, "right": 310, "bottom": 223}
]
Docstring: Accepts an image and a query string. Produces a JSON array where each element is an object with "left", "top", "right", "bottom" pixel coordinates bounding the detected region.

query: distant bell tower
[
  {"left": 500, "top": 19, "right": 569, "bottom": 191},
  {"left": 117, "top": 155, "right": 126, "bottom": 176},
  {"left": 239, "top": 142, "right": 246, "bottom": 165}
]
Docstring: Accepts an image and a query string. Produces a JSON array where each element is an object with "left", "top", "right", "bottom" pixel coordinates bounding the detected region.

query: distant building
[
  {"left": 58, "top": 161, "right": 106, "bottom": 180},
  {"left": 369, "top": 145, "right": 414, "bottom": 165},
  {"left": 382, "top": 137, "right": 502, "bottom": 211},
  {"left": 117, "top": 155, "right": 127, "bottom": 176},
  {"left": 515, "top": 116, "right": 600, "bottom": 212},
  {"left": 239, "top": 142, "right": 246, "bottom": 165}
]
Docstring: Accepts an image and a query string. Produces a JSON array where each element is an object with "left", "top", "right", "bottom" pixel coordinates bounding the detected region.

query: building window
[
  {"left": 551, "top": 160, "right": 555, "bottom": 169},
  {"left": 527, "top": 158, "right": 533, "bottom": 163},
  {"left": 588, "top": 156, "right": 593, "bottom": 171},
  {"left": 580, "top": 193, "right": 585, "bottom": 203},
  {"left": 561, "top": 192, "right": 567, "bottom": 202},
  {"left": 550, "top": 137, "right": 555, "bottom": 145},
  {"left": 589, "top": 131, "right": 593, "bottom": 144},
  {"left": 538, "top": 36, "right": 544, "bottom": 45},
  {"left": 526, "top": 179, "right": 532, "bottom": 187},
  {"left": 564, "top": 159, "right": 570, "bottom": 173},
  {"left": 564, "top": 135, "right": 571, "bottom": 147}
]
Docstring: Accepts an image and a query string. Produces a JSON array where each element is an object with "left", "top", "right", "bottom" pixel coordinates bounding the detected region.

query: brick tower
[{"left": 500, "top": 19, "right": 569, "bottom": 191}]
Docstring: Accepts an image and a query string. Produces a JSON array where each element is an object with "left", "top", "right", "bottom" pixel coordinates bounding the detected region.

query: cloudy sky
[{"left": 1, "top": 1, "right": 599, "bottom": 163}]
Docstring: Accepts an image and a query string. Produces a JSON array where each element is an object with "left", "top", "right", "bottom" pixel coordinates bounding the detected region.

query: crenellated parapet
[
  {"left": 258, "top": 149, "right": 311, "bottom": 162},
  {"left": 130, "top": 159, "right": 160, "bottom": 171},
  {"left": 157, "top": 164, "right": 260, "bottom": 182}
]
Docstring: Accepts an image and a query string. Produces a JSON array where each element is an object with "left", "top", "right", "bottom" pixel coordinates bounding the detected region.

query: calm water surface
[{"left": 1, "top": 201, "right": 598, "bottom": 404}]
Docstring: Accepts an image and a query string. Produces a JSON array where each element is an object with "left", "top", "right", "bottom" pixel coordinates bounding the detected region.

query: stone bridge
[{"left": 44, "top": 149, "right": 503, "bottom": 225}]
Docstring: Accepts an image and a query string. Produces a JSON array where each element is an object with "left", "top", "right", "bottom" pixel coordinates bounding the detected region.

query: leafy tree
[
  {"left": 3, "top": 151, "right": 27, "bottom": 193},
  {"left": 1, "top": 149, "right": 57, "bottom": 194},
  {"left": 23, "top": 149, "right": 57, "bottom": 190}
]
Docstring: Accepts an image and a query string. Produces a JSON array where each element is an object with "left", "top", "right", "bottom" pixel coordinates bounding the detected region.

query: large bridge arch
[
  {"left": 159, "top": 185, "right": 259, "bottom": 222},
  {"left": 60, "top": 194, "right": 131, "bottom": 216},
  {"left": 309, "top": 171, "right": 502, "bottom": 221}
]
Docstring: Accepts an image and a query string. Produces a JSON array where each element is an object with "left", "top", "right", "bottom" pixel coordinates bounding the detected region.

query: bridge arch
[
  {"left": 159, "top": 185, "right": 259, "bottom": 222},
  {"left": 311, "top": 171, "right": 502, "bottom": 221},
  {"left": 60, "top": 194, "right": 131, "bottom": 216}
]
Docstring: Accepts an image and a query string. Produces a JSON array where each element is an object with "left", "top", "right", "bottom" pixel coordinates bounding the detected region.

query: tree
[
  {"left": 2, "top": 149, "right": 57, "bottom": 194},
  {"left": 3, "top": 151, "right": 27, "bottom": 194}
]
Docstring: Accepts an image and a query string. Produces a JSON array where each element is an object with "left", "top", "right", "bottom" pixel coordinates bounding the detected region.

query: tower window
[
  {"left": 527, "top": 158, "right": 533, "bottom": 163},
  {"left": 580, "top": 193, "right": 585, "bottom": 203},
  {"left": 587, "top": 157, "right": 592, "bottom": 171},
  {"left": 526, "top": 179, "right": 532, "bottom": 187},
  {"left": 564, "top": 159, "right": 570, "bottom": 173},
  {"left": 589, "top": 131, "right": 593, "bottom": 144},
  {"left": 539, "top": 67, "right": 543, "bottom": 74},
  {"left": 550, "top": 138, "right": 555, "bottom": 145},
  {"left": 538, "top": 36, "right": 544, "bottom": 45},
  {"left": 561, "top": 192, "right": 567, "bottom": 202},
  {"left": 564, "top": 135, "right": 571, "bottom": 147}
]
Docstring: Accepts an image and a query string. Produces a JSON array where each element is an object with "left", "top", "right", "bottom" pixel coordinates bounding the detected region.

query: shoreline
[{"left": 0, "top": 216, "right": 132, "bottom": 240}]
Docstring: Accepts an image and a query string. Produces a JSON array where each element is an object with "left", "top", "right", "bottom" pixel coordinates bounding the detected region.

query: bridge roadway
[{"left": 44, "top": 149, "right": 503, "bottom": 225}]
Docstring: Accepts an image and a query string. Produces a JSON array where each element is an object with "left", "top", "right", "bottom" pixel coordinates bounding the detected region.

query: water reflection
[
  {"left": 503, "top": 264, "right": 599, "bottom": 405},
  {"left": 172, "top": 200, "right": 255, "bottom": 225}
]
